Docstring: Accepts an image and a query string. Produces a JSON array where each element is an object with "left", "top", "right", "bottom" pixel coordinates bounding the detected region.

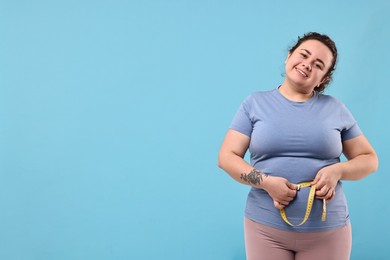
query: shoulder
[
  {"left": 317, "top": 92, "right": 344, "bottom": 106},
  {"left": 244, "top": 89, "right": 276, "bottom": 103},
  {"left": 316, "top": 93, "right": 354, "bottom": 119}
]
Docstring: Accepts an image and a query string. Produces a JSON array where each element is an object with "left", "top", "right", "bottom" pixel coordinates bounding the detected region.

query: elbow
[
  {"left": 217, "top": 160, "right": 222, "bottom": 169},
  {"left": 372, "top": 154, "right": 379, "bottom": 173},
  {"left": 217, "top": 152, "right": 228, "bottom": 170},
  {"left": 366, "top": 152, "right": 379, "bottom": 175},
  {"left": 217, "top": 154, "right": 224, "bottom": 170}
]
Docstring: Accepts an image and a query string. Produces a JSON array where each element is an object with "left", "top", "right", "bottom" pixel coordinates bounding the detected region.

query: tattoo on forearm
[{"left": 240, "top": 169, "right": 267, "bottom": 185}]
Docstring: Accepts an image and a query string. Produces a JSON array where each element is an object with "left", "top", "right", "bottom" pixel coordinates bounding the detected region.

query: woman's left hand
[{"left": 311, "top": 164, "right": 342, "bottom": 202}]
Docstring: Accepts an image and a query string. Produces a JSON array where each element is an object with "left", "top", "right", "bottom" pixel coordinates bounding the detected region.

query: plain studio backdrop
[{"left": 1, "top": 0, "right": 389, "bottom": 259}]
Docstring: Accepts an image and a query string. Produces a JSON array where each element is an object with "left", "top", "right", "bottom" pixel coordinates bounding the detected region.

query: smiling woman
[
  {"left": 286, "top": 32, "right": 338, "bottom": 93},
  {"left": 280, "top": 39, "right": 333, "bottom": 101},
  {"left": 217, "top": 32, "right": 378, "bottom": 260}
]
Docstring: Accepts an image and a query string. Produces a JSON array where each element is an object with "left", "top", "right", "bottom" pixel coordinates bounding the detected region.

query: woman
[{"left": 217, "top": 32, "right": 378, "bottom": 260}]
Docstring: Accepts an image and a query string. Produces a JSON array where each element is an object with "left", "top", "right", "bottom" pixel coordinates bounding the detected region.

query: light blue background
[{"left": 1, "top": 0, "right": 389, "bottom": 259}]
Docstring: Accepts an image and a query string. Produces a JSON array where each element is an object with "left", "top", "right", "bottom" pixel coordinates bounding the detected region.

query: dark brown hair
[{"left": 289, "top": 32, "right": 338, "bottom": 93}]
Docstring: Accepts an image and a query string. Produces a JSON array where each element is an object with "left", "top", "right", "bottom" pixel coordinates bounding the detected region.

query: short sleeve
[
  {"left": 229, "top": 95, "right": 253, "bottom": 137},
  {"left": 340, "top": 103, "right": 362, "bottom": 141}
]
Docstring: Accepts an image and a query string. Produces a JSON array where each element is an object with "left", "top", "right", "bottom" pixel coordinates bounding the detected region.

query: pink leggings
[{"left": 244, "top": 217, "right": 352, "bottom": 260}]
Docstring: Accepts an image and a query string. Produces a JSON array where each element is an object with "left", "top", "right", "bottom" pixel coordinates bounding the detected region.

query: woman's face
[{"left": 285, "top": 40, "right": 333, "bottom": 91}]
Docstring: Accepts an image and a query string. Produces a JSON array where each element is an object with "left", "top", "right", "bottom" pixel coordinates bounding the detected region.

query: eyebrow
[{"left": 300, "top": 49, "right": 325, "bottom": 66}]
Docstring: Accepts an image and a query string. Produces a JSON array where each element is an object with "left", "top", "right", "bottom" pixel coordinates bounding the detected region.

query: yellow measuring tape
[{"left": 280, "top": 182, "right": 327, "bottom": 226}]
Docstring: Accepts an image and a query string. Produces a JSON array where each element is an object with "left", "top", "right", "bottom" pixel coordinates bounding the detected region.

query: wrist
[
  {"left": 240, "top": 168, "right": 268, "bottom": 187},
  {"left": 335, "top": 162, "right": 346, "bottom": 180},
  {"left": 259, "top": 174, "right": 271, "bottom": 190}
]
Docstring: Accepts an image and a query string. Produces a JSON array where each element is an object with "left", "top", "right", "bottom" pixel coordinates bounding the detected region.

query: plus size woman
[{"left": 217, "top": 32, "right": 378, "bottom": 260}]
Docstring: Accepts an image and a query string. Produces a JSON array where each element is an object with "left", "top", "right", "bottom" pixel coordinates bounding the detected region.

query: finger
[
  {"left": 279, "top": 198, "right": 294, "bottom": 205},
  {"left": 316, "top": 185, "right": 330, "bottom": 197},
  {"left": 273, "top": 200, "right": 285, "bottom": 209},
  {"left": 326, "top": 190, "right": 336, "bottom": 202},
  {"left": 286, "top": 189, "right": 297, "bottom": 198},
  {"left": 311, "top": 174, "right": 321, "bottom": 185},
  {"left": 286, "top": 183, "right": 298, "bottom": 198},
  {"left": 287, "top": 182, "right": 299, "bottom": 191},
  {"left": 317, "top": 189, "right": 334, "bottom": 200}
]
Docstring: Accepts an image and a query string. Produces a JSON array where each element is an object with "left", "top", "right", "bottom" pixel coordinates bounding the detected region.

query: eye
[
  {"left": 315, "top": 63, "right": 323, "bottom": 70},
  {"left": 300, "top": 53, "right": 308, "bottom": 58}
]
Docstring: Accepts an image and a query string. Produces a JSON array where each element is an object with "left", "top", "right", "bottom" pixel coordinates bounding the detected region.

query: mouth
[{"left": 295, "top": 68, "right": 308, "bottom": 78}]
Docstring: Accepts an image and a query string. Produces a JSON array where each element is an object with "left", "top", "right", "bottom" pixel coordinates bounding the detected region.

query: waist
[
  {"left": 245, "top": 183, "right": 349, "bottom": 232},
  {"left": 252, "top": 157, "right": 339, "bottom": 184}
]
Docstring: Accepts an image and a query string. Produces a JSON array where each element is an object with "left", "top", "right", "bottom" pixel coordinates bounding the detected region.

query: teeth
[{"left": 296, "top": 68, "right": 308, "bottom": 77}]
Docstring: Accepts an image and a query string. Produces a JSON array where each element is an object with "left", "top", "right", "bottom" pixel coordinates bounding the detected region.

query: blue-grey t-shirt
[{"left": 230, "top": 88, "right": 362, "bottom": 232}]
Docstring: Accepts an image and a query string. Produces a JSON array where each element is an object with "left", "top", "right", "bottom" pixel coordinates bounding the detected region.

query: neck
[{"left": 279, "top": 83, "right": 314, "bottom": 102}]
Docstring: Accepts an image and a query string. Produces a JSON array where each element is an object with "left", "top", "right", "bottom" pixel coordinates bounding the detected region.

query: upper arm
[
  {"left": 219, "top": 129, "right": 250, "bottom": 158},
  {"left": 342, "top": 134, "right": 376, "bottom": 160}
]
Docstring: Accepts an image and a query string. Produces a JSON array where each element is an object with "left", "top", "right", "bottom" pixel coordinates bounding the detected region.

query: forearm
[
  {"left": 337, "top": 153, "right": 378, "bottom": 180},
  {"left": 218, "top": 152, "right": 267, "bottom": 188}
]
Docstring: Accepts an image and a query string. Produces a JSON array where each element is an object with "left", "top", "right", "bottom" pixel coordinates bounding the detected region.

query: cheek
[
  {"left": 313, "top": 72, "right": 327, "bottom": 83},
  {"left": 317, "top": 69, "right": 328, "bottom": 77},
  {"left": 286, "top": 58, "right": 301, "bottom": 69}
]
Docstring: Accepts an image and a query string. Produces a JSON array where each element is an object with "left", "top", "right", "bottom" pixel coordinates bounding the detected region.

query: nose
[{"left": 302, "top": 63, "right": 312, "bottom": 71}]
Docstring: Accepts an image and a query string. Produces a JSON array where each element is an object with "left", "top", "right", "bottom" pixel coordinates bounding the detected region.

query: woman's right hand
[{"left": 261, "top": 176, "right": 298, "bottom": 209}]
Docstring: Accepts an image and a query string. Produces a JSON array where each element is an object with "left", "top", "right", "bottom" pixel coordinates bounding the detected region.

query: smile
[{"left": 295, "top": 68, "right": 308, "bottom": 78}]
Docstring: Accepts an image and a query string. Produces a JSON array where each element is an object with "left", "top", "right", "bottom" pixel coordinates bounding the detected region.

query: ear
[{"left": 319, "top": 76, "right": 330, "bottom": 85}]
